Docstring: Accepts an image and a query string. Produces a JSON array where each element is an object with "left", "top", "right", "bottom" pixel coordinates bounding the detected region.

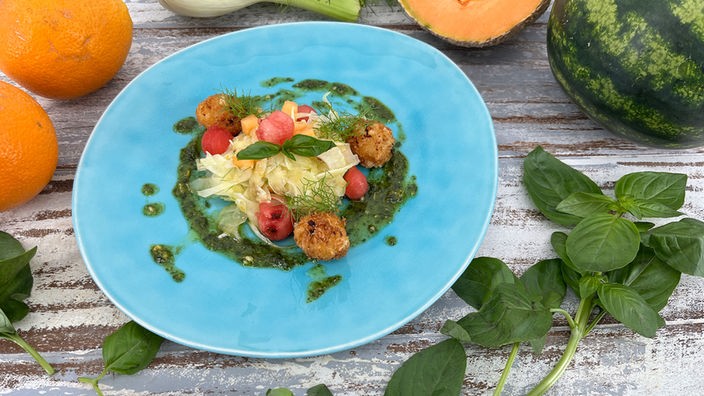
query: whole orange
[
  {"left": 0, "top": 0, "right": 133, "bottom": 100},
  {"left": 0, "top": 81, "right": 58, "bottom": 211}
]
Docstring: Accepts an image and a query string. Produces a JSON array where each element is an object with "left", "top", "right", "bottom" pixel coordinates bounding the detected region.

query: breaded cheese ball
[
  {"left": 293, "top": 212, "right": 350, "bottom": 261},
  {"left": 347, "top": 121, "right": 395, "bottom": 168},
  {"left": 195, "top": 93, "right": 242, "bottom": 134}
]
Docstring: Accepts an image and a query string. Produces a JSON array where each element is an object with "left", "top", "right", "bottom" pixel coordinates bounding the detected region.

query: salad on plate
[{"left": 189, "top": 90, "right": 397, "bottom": 261}]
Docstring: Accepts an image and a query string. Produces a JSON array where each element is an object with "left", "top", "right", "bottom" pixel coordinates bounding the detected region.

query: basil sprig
[
  {"left": 79, "top": 321, "right": 164, "bottom": 395},
  {"left": 0, "top": 231, "right": 54, "bottom": 375},
  {"left": 237, "top": 135, "right": 335, "bottom": 161},
  {"left": 383, "top": 146, "right": 704, "bottom": 395}
]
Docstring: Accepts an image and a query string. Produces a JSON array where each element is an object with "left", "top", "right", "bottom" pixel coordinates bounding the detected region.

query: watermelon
[{"left": 547, "top": 0, "right": 704, "bottom": 148}]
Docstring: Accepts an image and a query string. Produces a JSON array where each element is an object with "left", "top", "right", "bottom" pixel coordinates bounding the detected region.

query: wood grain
[{"left": 2, "top": 2, "right": 704, "bottom": 395}]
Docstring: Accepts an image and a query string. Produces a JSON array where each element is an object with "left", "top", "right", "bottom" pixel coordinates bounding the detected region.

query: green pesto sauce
[
  {"left": 386, "top": 236, "right": 398, "bottom": 246},
  {"left": 167, "top": 79, "right": 416, "bottom": 296},
  {"left": 143, "top": 202, "right": 164, "bottom": 217},
  {"left": 261, "top": 77, "right": 294, "bottom": 87},
  {"left": 357, "top": 96, "right": 395, "bottom": 124},
  {"left": 142, "top": 183, "right": 159, "bottom": 196},
  {"left": 149, "top": 244, "right": 185, "bottom": 282},
  {"left": 268, "top": 89, "right": 299, "bottom": 109},
  {"left": 173, "top": 116, "right": 203, "bottom": 134},
  {"left": 344, "top": 151, "right": 417, "bottom": 246},
  {"left": 172, "top": 136, "right": 308, "bottom": 271},
  {"left": 293, "top": 79, "right": 359, "bottom": 97},
  {"left": 307, "top": 275, "right": 342, "bottom": 303},
  {"left": 306, "top": 264, "right": 342, "bottom": 302}
]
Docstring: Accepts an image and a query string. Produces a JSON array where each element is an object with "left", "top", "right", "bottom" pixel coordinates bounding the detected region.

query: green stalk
[
  {"left": 493, "top": 343, "right": 520, "bottom": 396},
  {"left": 527, "top": 296, "right": 596, "bottom": 396},
  {"left": 7, "top": 333, "right": 55, "bottom": 376},
  {"left": 584, "top": 310, "right": 607, "bottom": 336},
  {"left": 272, "top": 0, "right": 362, "bottom": 21},
  {"left": 78, "top": 368, "right": 108, "bottom": 396},
  {"left": 551, "top": 308, "right": 577, "bottom": 329}
]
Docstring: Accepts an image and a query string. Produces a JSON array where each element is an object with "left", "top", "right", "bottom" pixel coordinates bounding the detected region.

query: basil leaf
[
  {"left": 517, "top": 258, "right": 561, "bottom": 355},
  {"left": 0, "top": 308, "right": 15, "bottom": 334},
  {"left": 597, "top": 283, "right": 665, "bottom": 338},
  {"left": 102, "top": 321, "right": 164, "bottom": 375},
  {"left": 0, "top": 231, "right": 26, "bottom": 260},
  {"left": 607, "top": 246, "right": 680, "bottom": 311},
  {"left": 440, "top": 319, "right": 472, "bottom": 343},
  {"left": 551, "top": 232, "right": 582, "bottom": 274},
  {"left": 566, "top": 214, "right": 640, "bottom": 272},
  {"left": 614, "top": 172, "right": 687, "bottom": 211},
  {"left": 643, "top": 218, "right": 704, "bottom": 276},
  {"left": 556, "top": 192, "right": 617, "bottom": 218},
  {"left": 384, "top": 338, "right": 466, "bottom": 396},
  {"left": 455, "top": 283, "right": 553, "bottom": 348},
  {"left": 519, "top": 259, "right": 566, "bottom": 310},
  {"left": 281, "top": 148, "right": 297, "bottom": 161},
  {"left": 0, "top": 247, "right": 35, "bottom": 323},
  {"left": 283, "top": 134, "right": 336, "bottom": 157},
  {"left": 1, "top": 300, "right": 29, "bottom": 324},
  {"left": 236, "top": 141, "right": 281, "bottom": 160},
  {"left": 578, "top": 274, "right": 604, "bottom": 299},
  {"left": 528, "top": 335, "right": 547, "bottom": 354},
  {"left": 620, "top": 199, "right": 683, "bottom": 219},
  {"left": 560, "top": 262, "right": 582, "bottom": 298},
  {"left": 523, "top": 146, "right": 602, "bottom": 227},
  {"left": 307, "top": 384, "right": 334, "bottom": 396},
  {"left": 551, "top": 232, "right": 583, "bottom": 297},
  {"left": 451, "top": 257, "right": 517, "bottom": 310},
  {"left": 267, "top": 389, "right": 294, "bottom": 396},
  {"left": 634, "top": 221, "right": 655, "bottom": 233}
]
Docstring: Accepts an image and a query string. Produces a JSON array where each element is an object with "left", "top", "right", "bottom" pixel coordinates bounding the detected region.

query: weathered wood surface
[{"left": 2, "top": 2, "right": 704, "bottom": 395}]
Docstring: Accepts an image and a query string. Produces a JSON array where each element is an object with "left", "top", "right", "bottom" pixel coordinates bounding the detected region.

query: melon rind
[{"left": 398, "top": 0, "right": 550, "bottom": 48}]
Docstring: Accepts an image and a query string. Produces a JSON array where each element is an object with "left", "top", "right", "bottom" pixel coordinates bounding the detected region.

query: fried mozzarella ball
[
  {"left": 293, "top": 212, "right": 350, "bottom": 261},
  {"left": 195, "top": 93, "right": 242, "bottom": 135},
  {"left": 347, "top": 121, "right": 395, "bottom": 168}
]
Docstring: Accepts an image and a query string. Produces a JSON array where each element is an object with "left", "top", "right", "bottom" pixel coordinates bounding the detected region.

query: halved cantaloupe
[{"left": 398, "top": 0, "right": 550, "bottom": 47}]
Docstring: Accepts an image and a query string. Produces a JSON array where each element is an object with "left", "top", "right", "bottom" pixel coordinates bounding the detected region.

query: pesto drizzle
[
  {"left": 142, "top": 183, "right": 159, "bottom": 196},
  {"left": 149, "top": 244, "right": 185, "bottom": 282},
  {"left": 343, "top": 149, "right": 417, "bottom": 246},
  {"left": 306, "top": 264, "right": 342, "bottom": 303},
  {"left": 173, "top": 116, "right": 203, "bottom": 135},
  {"left": 143, "top": 203, "right": 164, "bottom": 217},
  {"left": 172, "top": 135, "right": 308, "bottom": 271},
  {"left": 162, "top": 78, "right": 416, "bottom": 301}
]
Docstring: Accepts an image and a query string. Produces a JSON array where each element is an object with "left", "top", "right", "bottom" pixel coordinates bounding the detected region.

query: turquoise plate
[{"left": 73, "top": 22, "right": 497, "bottom": 358}]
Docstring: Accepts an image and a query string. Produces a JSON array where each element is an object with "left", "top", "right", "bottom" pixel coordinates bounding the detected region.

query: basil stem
[
  {"left": 527, "top": 295, "right": 595, "bottom": 396},
  {"left": 0, "top": 329, "right": 55, "bottom": 376},
  {"left": 493, "top": 343, "right": 520, "bottom": 396}
]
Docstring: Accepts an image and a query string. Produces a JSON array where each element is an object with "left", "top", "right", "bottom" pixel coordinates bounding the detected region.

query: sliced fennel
[
  {"left": 192, "top": 110, "right": 359, "bottom": 239},
  {"left": 216, "top": 204, "right": 248, "bottom": 240}
]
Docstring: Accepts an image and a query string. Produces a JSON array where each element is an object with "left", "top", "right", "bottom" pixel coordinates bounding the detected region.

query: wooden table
[{"left": 2, "top": 2, "right": 704, "bottom": 395}]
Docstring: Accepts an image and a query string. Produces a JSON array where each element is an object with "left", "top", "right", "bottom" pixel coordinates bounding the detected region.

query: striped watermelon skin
[{"left": 547, "top": 0, "right": 704, "bottom": 148}]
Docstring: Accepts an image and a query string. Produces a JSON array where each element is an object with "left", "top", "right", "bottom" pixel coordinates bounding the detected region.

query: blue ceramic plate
[{"left": 73, "top": 22, "right": 497, "bottom": 358}]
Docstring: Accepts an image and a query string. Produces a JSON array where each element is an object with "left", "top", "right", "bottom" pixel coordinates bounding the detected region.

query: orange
[
  {"left": 0, "top": 81, "right": 58, "bottom": 211},
  {"left": 0, "top": 0, "right": 133, "bottom": 100}
]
